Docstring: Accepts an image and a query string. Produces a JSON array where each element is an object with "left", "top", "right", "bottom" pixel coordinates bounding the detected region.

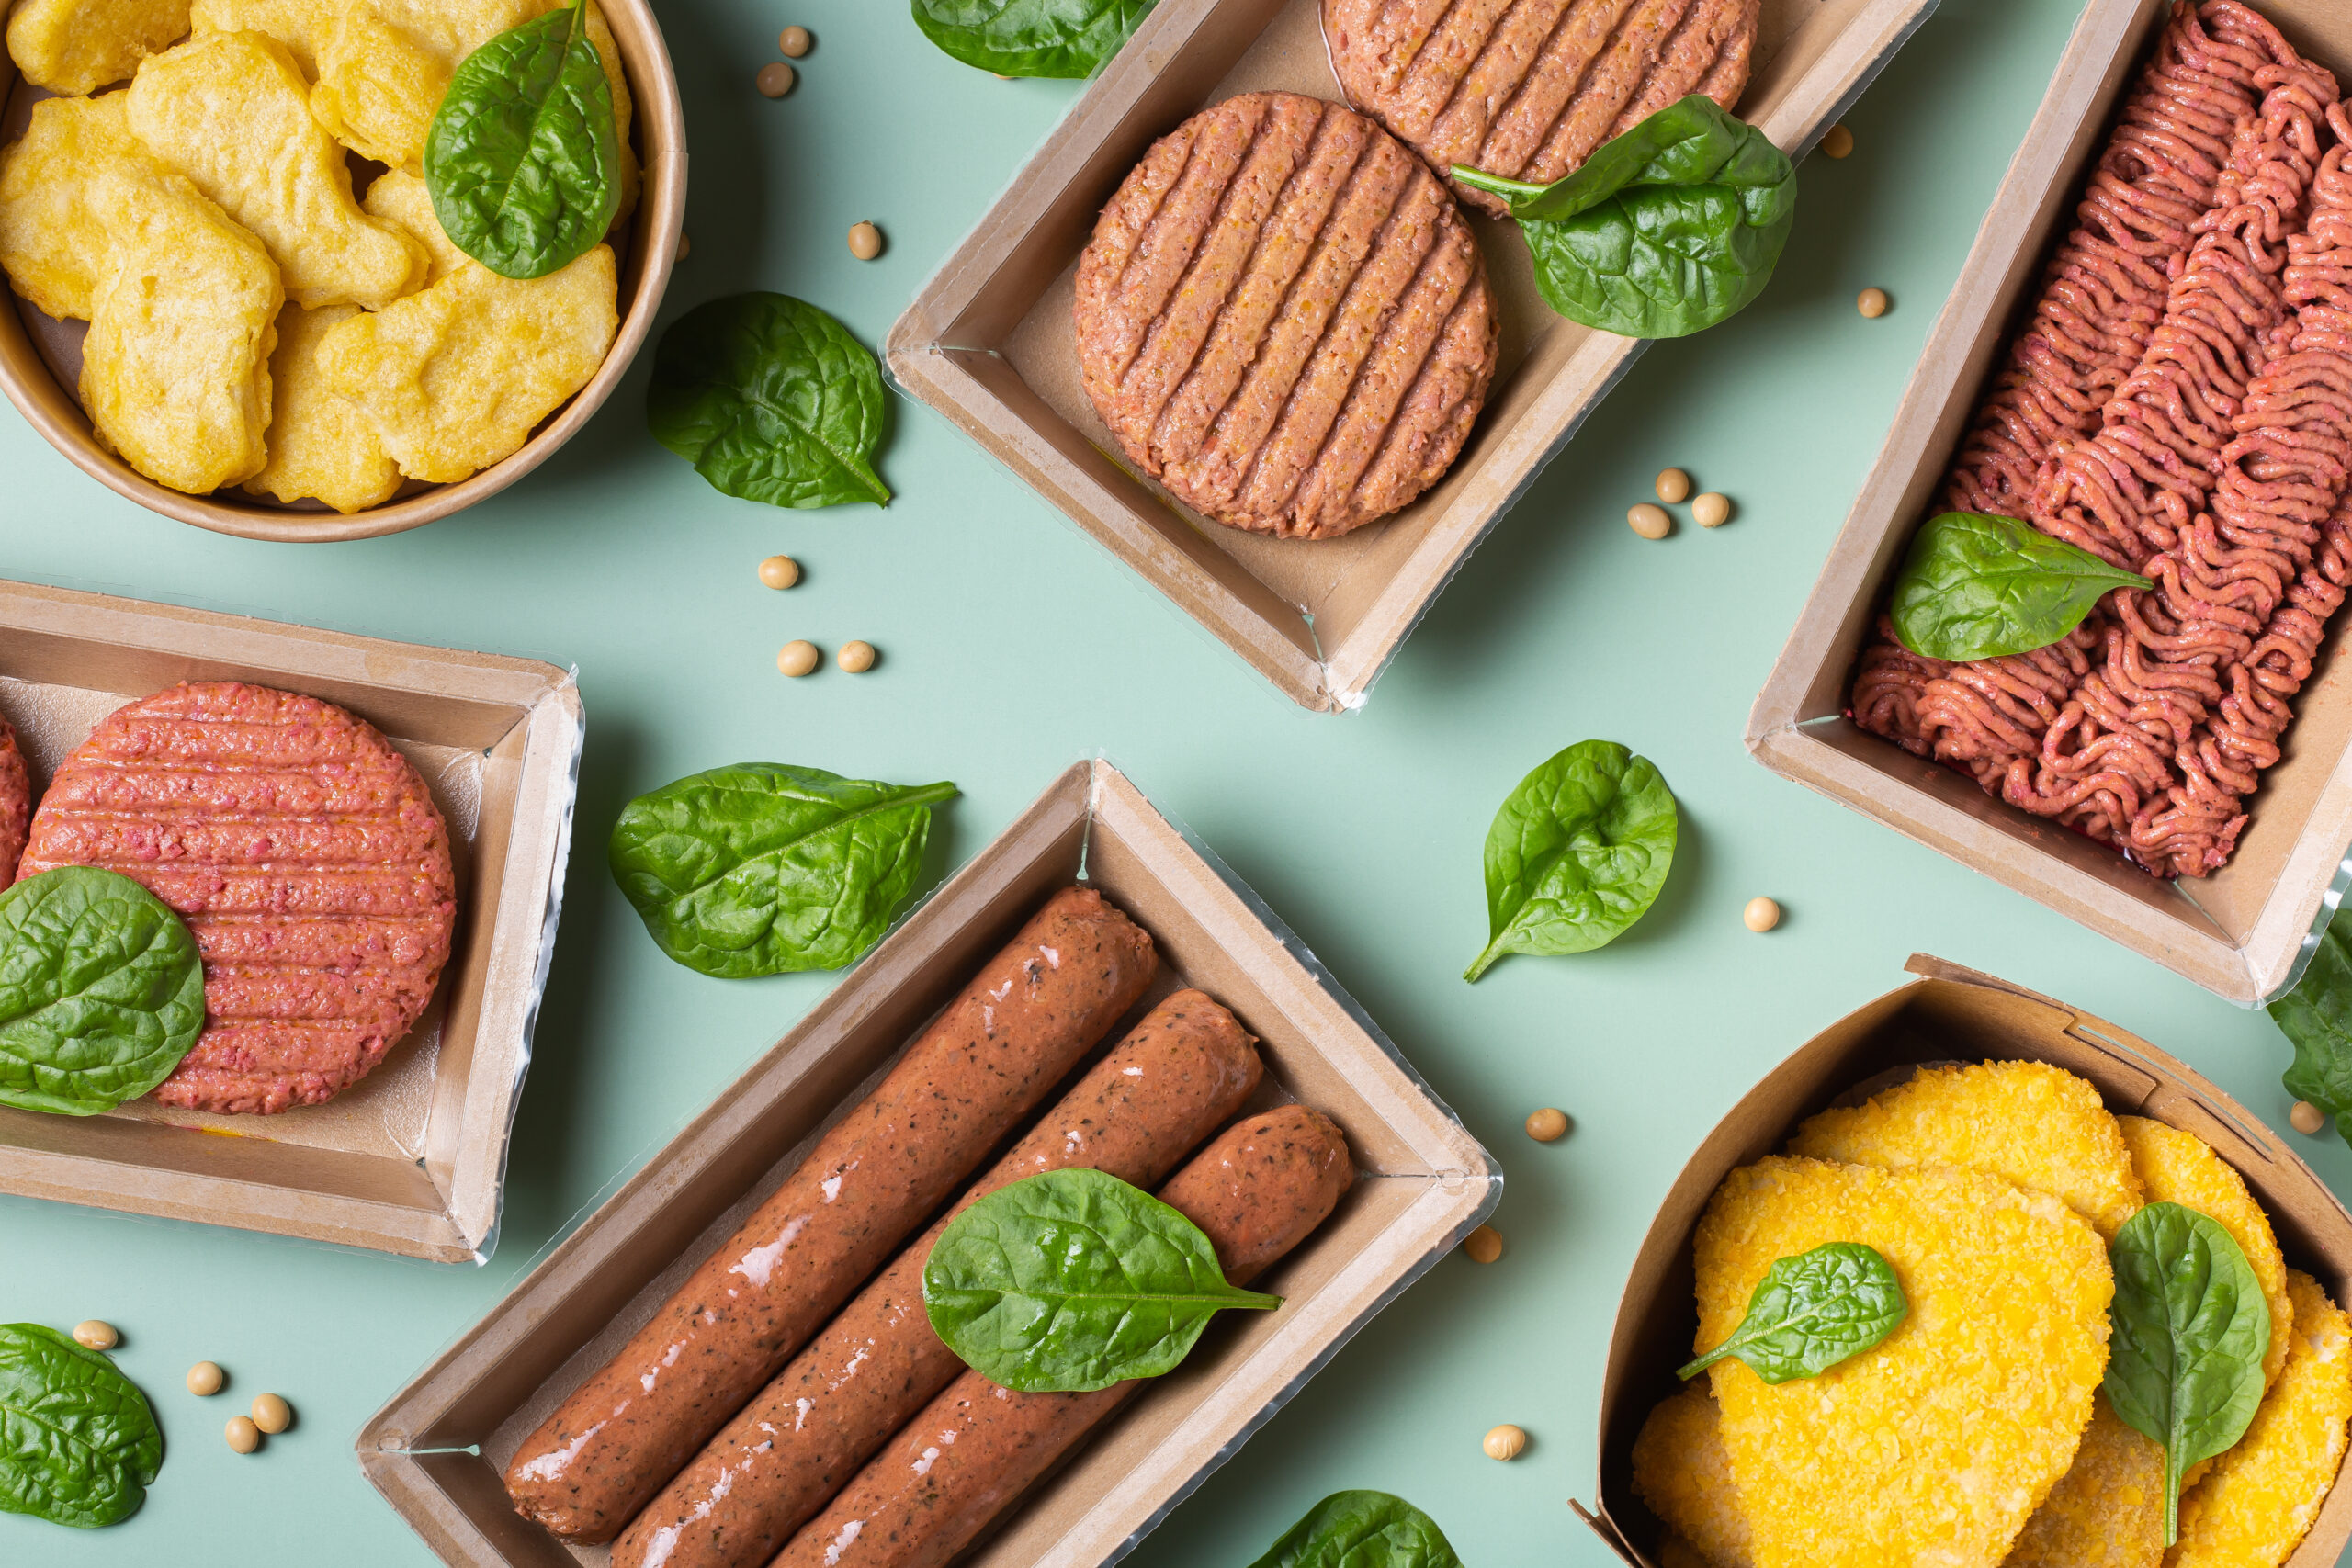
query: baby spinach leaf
[
  {"left": 0, "top": 867, "right": 206, "bottom": 1117},
  {"left": 646, "top": 293, "right": 893, "bottom": 509},
  {"left": 1454, "top": 96, "right": 1795, "bottom": 339},
  {"left": 2274, "top": 898, "right": 2352, "bottom": 1146},
  {"left": 2106, "top": 1201, "right": 2270, "bottom": 1545},
  {"left": 1678, "top": 1242, "right": 1906, "bottom": 1384},
  {"left": 1245, "top": 1491, "right": 1465, "bottom": 1568},
  {"left": 1464, "top": 740, "right": 1677, "bottom": 983},
  {"left": 1889, "top": 511, "right": 2152, "bottom": 661},
  {"left": 911, "top": 0, "right": 1156, "bottom": 78},
  {"left": 923, "top": 1168, "right": 1281, "bottom": 1393},
  {"left": 609, "top": 764, "right": 956, "bottom": 978},
  {"left": 424, "top": 0, "right": 621, "bottom": 280},
  {"left": 0, "top": 1322, "right": 164, "bottom": 1528}
]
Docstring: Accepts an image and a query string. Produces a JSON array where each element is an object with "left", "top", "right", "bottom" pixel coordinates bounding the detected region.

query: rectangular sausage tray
[
  {"left": 356, "top": 757, "right": 1502, "bottom": 1568},
  {"left": 1747, "top": 0, "right": 2352, "bottom": 1004},
  {"left": 888, "top": 0, "right": 1940, "bottom": 713},
  {"left": 0, "top": 577, "right": 583, "bottom": 1262}
]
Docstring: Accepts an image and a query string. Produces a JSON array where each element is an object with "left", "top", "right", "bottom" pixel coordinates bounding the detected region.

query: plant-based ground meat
[
  {"left": 0, "top": 716, "right": 28, "bottom": 886},
  {"left": 17, "top": 681, "right": 456, "bottom": 1115},
  {"left": 1074, "top": 91, "right": 1498, "bottom": 541},
  {"left": 1322, "top": 0, "right": 1761, "bottom": 218}
]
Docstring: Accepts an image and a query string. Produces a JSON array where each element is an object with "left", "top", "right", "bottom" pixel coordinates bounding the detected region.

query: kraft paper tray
[
  {"left": 1575, "top": 955, "right": 2352, "bottom": 1568},
  {"left": 888, "top": 0, "right": 1939, "bottom": 713},
  {"left": 358, "top": 758, "right": 1500, "bottom": 1568},
  {"left": 1747, "top": 0, "right": 2352, "bottom": 1005},
  {"left": 0, "top": 579, "right": 582, "bottom": 1262}
]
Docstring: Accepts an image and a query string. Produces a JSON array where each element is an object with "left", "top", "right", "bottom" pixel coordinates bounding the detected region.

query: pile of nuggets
[
  {"left": 0, "top": 0, "right": 630, "bottom": 511},
  {"left": 1636, "top": 1061, "right": 2352, "bottom": 1568}
]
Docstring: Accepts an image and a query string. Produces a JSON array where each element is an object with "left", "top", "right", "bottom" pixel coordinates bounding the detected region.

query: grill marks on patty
[
  {"left": 18, "top": 682, "right": 457, "bottom": 1115},
  {"left": 1076, "top": 93, "right": 1498, "bottom": 539},
  {"left": 1324, "top": 0, "right": 1759, "bottom": 217}
]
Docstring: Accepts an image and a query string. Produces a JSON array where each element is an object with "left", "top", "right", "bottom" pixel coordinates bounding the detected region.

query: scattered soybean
[
  {"left": 758, "top": 554, "right": 800, "bottom": 589},
  {"left": 1858, "top": 288, "right": 1890, "bottom": 319},
  {"left": 72, "top": 1321, "right": 118, "bottom": 1351},
  {"left": 1628, "top": 503, "right": 1670, "bottom": 540},
  {"left": 1693, "top": 492, "right": 1733, "bottom": 528},
  {"left": 1526, "top": 1107, "right": 1570, "bottom": 1143},
  {"left": 756, "top": 61, "right": 795, "bottom": 97},
  {"left": 779, "top": 25, "right": 811, "bottom": 56},
  {"left": 1655, "top": 468, "right": 1690, "bottom": 503},
  {"left": 1463, "top": 1224, "right": 1503, "bottom": 1264},
  {"left": 1483, "top": 1424, "right": 1527, "bottom": 1461},
  {"left": 848, "top": 221, "right": 883, "bottom": 260},
  {"left": 1744, "top": 897, "right": 1781, "bottom": 932},
  {"left": 777, "top": 641, "right": 820, "bottom": 678},
  {"left": 186, "top": 1361, "right": 223, "bottom": 1396},
  {"left": 837, "top": 640, "right": 876, "bottom": 673}
]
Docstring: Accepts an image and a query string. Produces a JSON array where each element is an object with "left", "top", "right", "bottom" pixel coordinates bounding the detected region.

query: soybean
[
  {"left": 187, "top": 1360, "right": 224, "bottom": 1396},
  {"left": 224, "top": 1416, "right": 260, "bottom": 1455},
  {"left": 1692, "top": 491, "right": 1733, "bottom": 528},
  {"left": 1858, "top": 287, "right": 1890, "bottom": 319},
  {"left": 1525, "top": 1107, "right": 1569, "bottom": 1143},
  {"left": 1483, "top": 1424, "right": 1528, "bottom": 1461},
  {"left": 1655, "top": 468, "right": 1690, "bottom": 504},
  {"left": 779, "top": 25, "right": 812, "bottom": 57},
  {"left": 1744, "top": 896, "right": 1781, "bottom": 932},
  {"left": 2292, "top": 1100, "right": 2327, "bottom": 1135},
  {"left": 1821, "top": 124, "right": 1855, "bottom": 160},
  {"left": 777, "top": 640, "right": 820, "bottom": 678},
  {"left": 756, "top": 62, "right": 795, "bottom": 98},
  {"left": 848, "top": 221, "right": 884, "bottom": 261},
  {"left": 758, "top": 554, "right": 800, "bottom": 590},
  {"left": 1463, "top": 1224, "right": 1503, "bottom": 1264},
  {"left": 837, "top": 639, "right": 876, "bottom": 674},
  {"left": 252, "top": 1393, "right": 292, "bottom": 1435},
  {"left": 1628, "top": 503, "right": 1670, "bottom": 540},
  {"left": 72, "top": 1321, "right": 118, "bottom": 1351}
]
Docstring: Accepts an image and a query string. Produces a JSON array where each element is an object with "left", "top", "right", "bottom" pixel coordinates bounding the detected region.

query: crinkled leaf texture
[
  {"left": 1465, "top": 739, "right": 1677, "bottom": 982},
  {"left": 2275, "top": 900, "right": 2352, "bottom": 1147},
  {"left": 646, "top": 293, "right": 892, "bottom": 508},
  {"left": 1678, "top": 1242, "right": 1907, "bottom": 1383},
  {"left": 424, "top": 0, "right": 620, "bottom": 280},
  {"left": 1890, "top": 511, "right": 2151, "bottom": 661},
  {"left": 0, "top": 866, "right": 206, "bottom": 1116},
  {"left": 910, "top": 0, "right": 1157, "bottom": 78},
  {"left": 1455, "top": 95, "right": 1795, "bottom": 338},
  {"left": 0, "top": 1323, "right": 163, "bottom": 1529},
  {"left": 2105, "top": 1201, "right": 2270, "bottom": 1545},
  {"left": 1244, "top": 1491, "right": 1464, "bottom": 1568},
  {"left": 608, "top": 763, "right": 956, "bottom": 977},
  {"left": 923, "top": 1168, "right": 1280, "bottom": 1393}
]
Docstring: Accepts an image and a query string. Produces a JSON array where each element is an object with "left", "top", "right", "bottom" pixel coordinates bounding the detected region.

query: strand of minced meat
[{"left": 1852, "top": 1, "right": 2260, "bottom": 759}]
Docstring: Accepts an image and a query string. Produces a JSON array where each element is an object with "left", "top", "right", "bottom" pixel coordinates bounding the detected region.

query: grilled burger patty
[
  {"left": 1075, "top": 91, "right": 1498, "bottom": 541},
  {"left": 0, "top": 716, "right": 28, "bottom": 886},
  {"left": 17, "top": 681, "right": 457, "bottom": 1115},
  {"left": 1323, "top": 0, "right": 1761, "bottom": 218}
]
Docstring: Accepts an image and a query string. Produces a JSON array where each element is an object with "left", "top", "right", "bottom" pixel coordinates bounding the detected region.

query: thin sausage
[
  {"left": 764, "top": 1106, "right": 1355, "bottom": 1568},
  {"left": 613, "top": 990, "right": 1263, "bottom": 1568},
  {"left": 504, "top": 887, "right": 1158, "bottom": 1541}
]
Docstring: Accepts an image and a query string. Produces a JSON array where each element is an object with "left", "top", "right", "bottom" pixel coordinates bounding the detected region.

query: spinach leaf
[
  {"left": 1453, "top": 96, "right": 1795, "bottom": 339},
  {"left": 609, "top": 764, "right": 956, "bottom": 978},
  {"left": 910, "top": 0, "right": 1155, "bottom": 78},
  {"left": 0, "top": 1323, "right": 163, "bottom": 1528},
  {"left": 424, "top": 0, "right": 621, "bottom": 281},
  {"left": 1888, "top": 511, "right": 2152, "bottom": 661},
  {"left": 923, "top": 1168, "right": 1281, "bottom": 1393},
  {"left": 1464, "top": 740, "right": 1677, "bottom": 983},
  {"left": 1245, "top": 1491, "right": 1464, "bottom": 1568},
  {"left": 2273, "top": 897, "right": 2352, "bottom": 1146},
  {"left": 1678, "top": 1242, "right": 1906, "bottom": 1384},
  {"left": 0, "top": 867, "right": 205, "bottom": 1116},
  {"left": 2106, "top": 1201, "right": 2270, "bottom": 1545},
  {"left": 646, "top": 293, "right": 893, "bottom": 509}
]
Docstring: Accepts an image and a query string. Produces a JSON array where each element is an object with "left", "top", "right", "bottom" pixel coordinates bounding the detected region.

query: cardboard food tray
[
  {"left": 0, "top": 579, "right": 582, "bottom": 1263},
  {"left": 357, "top": 758, "right": 1500, "bottom": 1568},
  {"left": 1573, "top": 953, "right": 2352, "bottom": 1568},
  {"left": 1747, "top": 0, "right": 2352, "bottom": 1006},
  {"left": 888, "top": 0, "right": 1939, "bottom": 713}
]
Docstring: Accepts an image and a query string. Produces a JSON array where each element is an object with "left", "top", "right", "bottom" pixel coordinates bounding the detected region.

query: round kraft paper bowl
[{"left": 0, "top": 0, "right": 686, "bottom": 542}]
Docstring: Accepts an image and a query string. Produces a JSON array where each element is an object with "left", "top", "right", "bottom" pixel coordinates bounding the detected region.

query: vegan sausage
[
  {"left": 613, "top": 989, "right": 1263, "bottom": 1568},
  {"left": 764, "top": 1105, "right": 1355, "bottom": 1568},
  {"left": 503, "top": 886, "right": 1158, "bottom": 1541}
]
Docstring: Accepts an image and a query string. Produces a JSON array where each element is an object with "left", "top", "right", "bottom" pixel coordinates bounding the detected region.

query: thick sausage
[
  {"left": 765, "top": 1106, "right": 1354, "bottom": 1568},
  {"left": 614, "top": 990, "right": 1263, "bottom": 1568},
  {"left": 505, "top": 887, "right": 1158, "bottom": 1541}
]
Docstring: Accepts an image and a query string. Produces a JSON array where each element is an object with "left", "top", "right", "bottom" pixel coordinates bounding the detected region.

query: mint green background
[{"left": 6, "top": 0, "right": 2347, "bottom": 1562}]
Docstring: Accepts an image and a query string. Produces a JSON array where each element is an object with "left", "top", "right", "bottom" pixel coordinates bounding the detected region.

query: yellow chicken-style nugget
[
  {"left": 362, "top": 168, "right": 465, "bottom": 280},
  {"left": 314, "top": 224, "right": 616, "bottom": 482},
  {"left": 2003, "top": 1395, "right": 2165, "bottom": 1568},
  {"left": 1790, "top": 1061, "right": 2144, "bottom": 1240},
  {"left": 244, "top": 303, "right": 402, "bottom": 513},
  {"left": 6, "top": 0, "right": 189, "bottom": 96},
  {"left": 187, "top": 0, "right": 336, "bottom": 76},
  {"left": 0, "top": 95, "right": 158, "bottom": 321},
  {"left": 2170, "top": 1270, "right": 2352, "bottom": 1568},
  {"left": 127, "top": 30, "right": 426, "bottom": 310},
  {"left": 1632, "top": 1386, "right": 1755, "bottom": 1568},
  {"left": 80, "top": 162, "right": 280, "bottom": 495},
  {"left": 2118, "top": 1116, "right": 2293, "bottom": 1390},
  {"left": 1694, "top": 1157, "right": 2110, "bottom": 1568}
]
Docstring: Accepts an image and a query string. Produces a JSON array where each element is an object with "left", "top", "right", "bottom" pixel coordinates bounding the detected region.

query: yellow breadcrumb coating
[
  {"left": 2168, "top": 1270, "right": 2352, "bottom": 1568},
  {"left": 1695, "top": 1157, "right": 2111, "bottom": 1568},
  {"left": 1632, "top": 1386, "right": 1755, "bottom": 1568},
  {"left": 2003, "top": 1394, "right": 2165, "bottom": 1568},
  {"left": 1790, "top": 1061, "right": 2143, "bottom": 1240},
  {"left": 0, "top": 95, "right": 162, "bottom": 322},
  {"left": 2117, "top": 1116, "right": 2292, "bottom": 1390},
  {"left": 6, "top": 0, "right": 189, "bottom": 96},
  {"left": 244, "top": 304, "right": 402, "bottom": 513}
]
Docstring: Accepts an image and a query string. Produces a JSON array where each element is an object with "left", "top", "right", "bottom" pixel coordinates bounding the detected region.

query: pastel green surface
[{"left": 3, "top": 2, "right": 2346, "bottom": 1564}]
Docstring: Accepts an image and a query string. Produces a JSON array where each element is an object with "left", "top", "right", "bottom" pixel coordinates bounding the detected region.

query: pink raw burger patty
[
  {"left": 0, "top": 716, "right": 28, "bottom": 885},
  {"left": 17, "top": 682, "right": 458, "bottom": 1114}
]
